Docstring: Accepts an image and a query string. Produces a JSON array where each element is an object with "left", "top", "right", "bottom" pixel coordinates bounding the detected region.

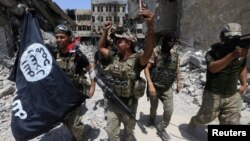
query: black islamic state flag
[{"left": 10, "top": 12, "right": 85, "bottom": 140}]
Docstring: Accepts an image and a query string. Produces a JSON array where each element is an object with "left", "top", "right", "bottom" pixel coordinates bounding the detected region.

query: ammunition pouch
[
  {"left": 153, "top": 69, "right": 175, "bottom": 90},
  {"left": 133, "top": 77, "right": 146, "bottom": 98},
  {"left": 112, "top": 79, "right": 131, "bottom": 98},
  {"left": 72, "top": 74, "right": 90, "bottom": 98}
]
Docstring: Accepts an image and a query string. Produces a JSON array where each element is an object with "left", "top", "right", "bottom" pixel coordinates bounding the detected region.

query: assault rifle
[
  {"left": 94, "top": 76, "right": 147, "bottom": 133},
  {"left": 225, "top": 34, "right": 250, "bottom": 49}
]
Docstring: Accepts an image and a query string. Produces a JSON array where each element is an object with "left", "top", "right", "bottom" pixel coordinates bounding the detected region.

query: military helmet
[
  {"left": 114, "top": 27, "right": 137, "bottom": 43},
  {"left": 221, "top": 23, "right": 241, "bottom": 37}
]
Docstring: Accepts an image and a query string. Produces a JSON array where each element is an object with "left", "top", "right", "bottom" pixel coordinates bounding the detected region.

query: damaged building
[
  {"left": 0, "top": 0, "right": 75, "bottom": 60},
  {"left": 127, "top": 0, "right": 181, "bottom": 46}
]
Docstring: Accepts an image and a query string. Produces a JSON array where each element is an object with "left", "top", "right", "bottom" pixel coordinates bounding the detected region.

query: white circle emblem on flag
[{"left": 20, "top": 43, "right": 52, "bottom": 82}]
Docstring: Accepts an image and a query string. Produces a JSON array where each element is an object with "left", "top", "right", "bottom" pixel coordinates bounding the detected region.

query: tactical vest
[
  {"left": 56, "top": 50, "right": 90, "bottom": 96},
  {"left": 152, "top": 46, "right": 178, "bottom": 89},
  {"left": 104, "top": 53, "right": 146, "bottom": 98}
]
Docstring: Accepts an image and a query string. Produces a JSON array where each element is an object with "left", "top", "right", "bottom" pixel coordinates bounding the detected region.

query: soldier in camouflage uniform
[
  {"left": 188, "top": 23, "right": 248, "bottom": 133},
  {"left": 54, "top": 24, "right": 96, "bottom": 141},
  {"left": 98, "top": 7, "right": 154, "bottom": 141},
  {"left": 144, "top": 32, "right": 180, "bottom": 141}
]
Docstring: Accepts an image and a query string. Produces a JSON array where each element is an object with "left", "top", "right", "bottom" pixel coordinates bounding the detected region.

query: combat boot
[
  {"left": 187, "top": 118, "right": 196, "bottom": 134},
  {"left": 157, "top": 130, "right": 171, "bottom": 141},
  {"left": 156, "top": 121, "right": 171, "bottom": 141}
]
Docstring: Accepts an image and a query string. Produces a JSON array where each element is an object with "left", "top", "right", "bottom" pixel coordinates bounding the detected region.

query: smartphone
[
  {"left": 141, "top": 1, "right": 148, "bottom": 9},
  {"left": 139, "top": 0, "right": 148, "bottom": 18},
  {"left": 139, "top": 0, "right": 148, "bottom": 12},
  {"left": 137, "top": 0, "right": 148, "bottom": 18}
]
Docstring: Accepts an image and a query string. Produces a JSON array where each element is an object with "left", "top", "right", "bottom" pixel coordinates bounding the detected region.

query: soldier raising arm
[
  {"left": 99, "top": 8, "right": 155, "bottom": 66},
  {"left": 98, "top": 8, "right": 154, "bottom": 141}
]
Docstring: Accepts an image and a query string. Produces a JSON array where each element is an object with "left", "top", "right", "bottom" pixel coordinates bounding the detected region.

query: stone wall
[
  {"left": 180, "top": 0, "right": 250, "bottom": 50},
  {"left": 179, "top": 0, "right": 250, "bottom": 69}
]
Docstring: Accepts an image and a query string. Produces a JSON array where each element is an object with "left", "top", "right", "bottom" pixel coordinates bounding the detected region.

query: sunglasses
[{"left": 55, "top": 25, "right": 71, "bottom": 35}]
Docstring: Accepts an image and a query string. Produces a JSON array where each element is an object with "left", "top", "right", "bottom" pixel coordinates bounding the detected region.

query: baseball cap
[
  {"left": 221, "top": 23, "right": 241, "bottom": 37},
  {"left": 114, "top": 27, "right": 137, "bottom": 43},
  {"left": 54, "top": 24, "right": 72, "bottom": 36}
]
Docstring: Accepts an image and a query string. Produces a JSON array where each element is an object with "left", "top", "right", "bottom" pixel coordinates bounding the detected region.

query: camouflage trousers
[
  {"left": 150, "top": 87, "right": 173, "bottom": 130},
  {"left": 63, "top": 104, "right": 85, "bottom": 141},
  {"left": 189, "top": 90, "right": 242, "bottom": 126},
  {"left": 106, "top": 97, "right": 138, "bottom": 141}
]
